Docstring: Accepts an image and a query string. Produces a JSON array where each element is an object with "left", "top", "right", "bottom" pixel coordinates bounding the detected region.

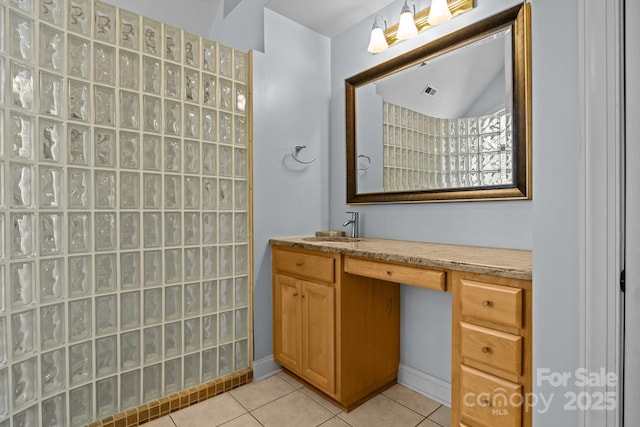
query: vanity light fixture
[
  {"left": 397, "top": 0, "right": 418, "bottom": 41},
  {"left": 367, "top": 15, "right": 389, "bottom": 53},
  {"left": 427, "top": 0, "right": 453, "bottom": 26}
]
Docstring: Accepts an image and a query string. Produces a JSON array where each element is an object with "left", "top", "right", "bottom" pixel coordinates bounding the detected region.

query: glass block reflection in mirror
[{"left": 0, "top": 1, "right": 250, "bottom": 424}]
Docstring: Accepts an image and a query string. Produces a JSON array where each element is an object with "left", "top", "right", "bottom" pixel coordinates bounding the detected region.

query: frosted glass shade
[
  {"left": 428, "top": 0, "right": 453, "bottom": 26},
  {"left": 397, "top": 11, "right": 418, "bottom": 40},
  {"left": 368, "top": 27, "right": 389, "bottom": 54}
]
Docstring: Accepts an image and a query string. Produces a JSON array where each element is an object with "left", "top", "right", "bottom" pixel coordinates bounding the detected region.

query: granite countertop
[{"left": 269, "top": 236, "right": 532, "bottom": 280}]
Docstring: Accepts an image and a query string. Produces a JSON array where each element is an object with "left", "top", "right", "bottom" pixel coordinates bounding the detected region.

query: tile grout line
[{"left": 381, "top": 391, "right": 444, "bottom": 420}]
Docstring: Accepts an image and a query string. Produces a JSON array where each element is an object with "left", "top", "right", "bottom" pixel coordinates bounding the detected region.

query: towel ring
[
  {"left": 358, "top": 154, "right": 371, "bottom": 170},
  {"left": 291, "top": 145, "right": 316, "bottom": 164}
]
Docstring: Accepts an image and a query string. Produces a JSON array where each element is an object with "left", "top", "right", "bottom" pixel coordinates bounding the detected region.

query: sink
[{"left": 302, "top": 236, "right": 360, "bottom": 243}]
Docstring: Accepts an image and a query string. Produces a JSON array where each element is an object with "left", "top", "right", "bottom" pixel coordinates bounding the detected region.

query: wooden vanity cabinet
[
  {"left": 272, "top": 246, "right": 400, "bottom": 410},
  {"left": 452, "top": 272, "right": 532, "bottom": 427}
]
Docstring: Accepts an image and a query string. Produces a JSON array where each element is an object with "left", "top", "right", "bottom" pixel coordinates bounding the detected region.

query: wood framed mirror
[{"left": 346, "top": 3, "right": 531, "bottom": 204}]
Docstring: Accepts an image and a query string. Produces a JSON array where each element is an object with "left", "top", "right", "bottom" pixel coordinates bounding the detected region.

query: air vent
[{"left": 423, "top": 84, "right": 438, "bottom": 97}]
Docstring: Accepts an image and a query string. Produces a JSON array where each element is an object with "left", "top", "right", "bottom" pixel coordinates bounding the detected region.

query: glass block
[
  {"left": 202, "top": 348, "right": 217, "bottom": 381},
  {"left": 219, "top": 343, "right": 233, "bottom": 376},
  {"left": 10, "top": 11, "right": 33, "bottom": 62},
  {"left": 184, "top": 318, "right": 200, "bottom": 352},
  {"left": 185, "top": 68, "right": 199, "bottom": 103},
  {"left": 202, "top": 142, "right": 217, "bottom": 174},
  {"left": 235, "top": 84, "right": 247, "bottom": 114},
  {"left": 164, "top": 285, "right": 182, "bottom": 321},
  {"left": 42, "top": 393, "right": 66, "bottom": 426},
  {"left": 219, "top": 79, "right": 233, "bottom": 111},
  {"left": 143, "top": 56, "right": 161, "bottom": 94},
  {"left": 166, "top": 249, "right": 182, "bottom": 284},
  {"left": 218, "top": 45, "right": 232, "bottom": 78},
  {"left": 68, "top": 299, "right": 91, "bottom": 342},
  {"left": 94, "top": 171, "right": 116, "bottom": 209},
  {"left": 10, "top": 165, "right": 33, "bottom": 210},
  {"left": 164, "top": 24, "right": 181, "bottom": 62},
  {"left": 0, "top": 217, "right": 4, "bottom": 260},
  {"left": 0, "top": 370, "right": 6, "bottom": 417},
  {"left": 39, "top": 119, "right": 62, "bottom": 162},
  {"left": 234, "top": 148, "right": 247, "bottom": 178},
  {"left": 164, "top": 175, "right": 181, "bottom": 209},
  {"left": 202, "top": 178, "right": 217, "bottom": 209},
  {"left": 67, "top": 79, "right": 90, "bottom": 122},
  {"left": 121, "top": 252, "right": 140, "bottom": 289},
  {"left": 219, "top": 179, "right": 233, "bottom": 210},
  {"left": 68, "top": 256, "right": 90, "bottom": 298},
  {"left": 218, "top": 145, "right": 232, "bottom": 176},
  {"left": 121, "top": 369, "right": 141, "bottom": 410},
  {"left": 182, "top": 141, "right": 200, "bottom": 174},
  {"left": 202, "top": 40, "right": 216, "bottom": 72},
  {"left": 143, "top": 329, "right": 161, "bottom": 368},
  {"left": 164, "top": 322, "right": 181, "bottom": 357},
  {"left": 219, "top": 279, "right": 233, "bottom": 310},
  {"left": 120, "top": 330, "right": 140, "bottom": 369},
  {"left": 68, "top": 214, "right": 90, "bottom": 255},
  {"left": 235, "top": 181, "right": 248, "bottom": 210},
  {"left": 120, "top": 132, "right": 140, "bottom": 169},
  {"left": 202, "top": 213, "right": 216, "bottom": 245},
  {"left": 163, "top": 358, "right": 181, "bottom": 395},
  {"left": 235, "top": 116, "right": 247, "bottom": 146},
  {"left": 235, "top": 339, "right": 249, "bottom": 370},
  {"left": 39, "top": 24, "right": 63, "bottom": 71},
  {"left": 120, "top": 172, "right": 140, "bottom": 209},
  {"left": 164, "top": 63, "right": 180, "bottom": 99},
  {"left": 11, "top": 309, "right": 35, "bottom": 356},
  {"left": 202, "top": 315, "right": 217, "bottom": 349},
  {"left": 182, "top": 31, "right": 198, "bottom": 66},
  {"left": 39, "top": 258, "right": 63, "bottom": 302},
  {"left": 0, "top": 319, "right": 5, "bottom": 363},
  {"left": 119, "top": 51, "right": 139, "bottom": 92},
  {"left": 235, "top": 276, "right": 249, "bottom": 306},
  {"left": 143, "top": 212, "right": 161, "bottom": 249},
  {"left": 95, "top": 294, "right": 116, "bottom": 335},
  {"left": 69, "top": 384, "right": 92, "bottom": 425},
  {"left": 143, "top": 364, "right": 161, "bottom": 403},
  {"left": 202, "top": 281, "right": 217, "bottom": 314},
  {"left": 41, "top": 349, "right": 65, "bottom": 395},
  {"left": 143, "top": 96, "right": 161, "bottom": 133},
  {"left": 234, "top": 50, "right": 247, "bottom": 81},
  {"left": 119, "top": 9, "right": 139, "bottom": 49},
  {"left": 184, "top": 212, "right": 200, "bottom": 245},
  {"left": 235, "top": 307, "right": 248, "bottom": 339},
  {"left": 10, "top": 113, "right": 33, "bottom": 160},
  {"left": 185, "top": 106, "right": 200, "bottom": 139},
  {"left": 143, "top": 250, "right": 162, "bottom": 286},
  {"left": 92, "top": 130, "right": 114, "bottom": 168},
  {"left": 94, "top": 85, "right": 115, "bottom": 126},
  {"left": 142, "top": 17, "right": 161, "bottom": 56},
  {"left": 202, "top": 108, "right": 217, "bottom": 142},
  {"left": 219, "top": 212, "right": 232, "bottom": 244},
  {"left": 40, "top": 0, "right": 63, "bottom": 26},
  {"left": 39, "top": 213, "right": 62, "bottom": 255},
  {"left": 184, "top": 177, "right": 200, "bottom": 209},
  {"left": 68, "top": 0, "right": 90, "bottom": 35},
  {"left": 96, "top": 376, "right": 117, "bottom": 419},
  {"left": 95, "top": 253, "right": 116, "bottom": 293},
  {"left": 235, "top": 212, "right": 248, "bottom": 242},
  {"left": 68, "top": 34, "right": 89, "bottom": 79},
  {"left": 67, "top": 124, "right": 89, "bottom": 165},
  {"left": 96, "top": 335, "right": 117, "bottom": 378},
  {"left": 68, "top": 168, "right": 90, "bottom": 208},
  {"left": 183, "top": 353, "right": 199, "bottom": 388},
  {"left": 10, "top": 213, "right": 34, "bottom": 258},
  {"left": 39, "top": 71, "right": 62, "bottom": 116},
  {"left": 143, "top": 135, "right": 162, "bottom": 170},
  {"left": 164, "top": 212, "right": 181, "bottom": 246},
  {"left": 220, "top": 246, "right": 233, "bottom": 277},
  {"left": 165, "top": 101, "right": 181, "bottom": 135},
  {"left": 120, "top": 291, "right": 140, "bottom": 330},
  {"left": 68, "top": 341, "right": 91, "bottom": 385},
  {"left": 94, "top": 43, "right": 115, "bottom": 85},
  {"left": 182, "top": 284, "right": 200, "bottom": 318},
  {"left": 203, "top": 246, "right": 217, "bottom": 279},
  {"left": 13, "top": 357, "right": 37, "bottom": 408},
  {"left": 184, "top": 248, "right": 200, "bottom": 281},
  {"left": 120, "top": 92, "right": 140, "bottom": 129},
  {"left": 143, "top": 290, "right": 162, "bottom": 326},
  {"left": 220, "top": 112, "right": 232, "bottom": 143},
  {"left": 120, "top": 212, "right": 140, "bottom": 249},
  {"left": 11, "top": 62, "right": 33, "bottom": 110},
  {"left": 202, "top": 73, "right": 216, "bottom": 107},
  {"left": 94, "top": 1, "right": 115, "bottom": 43}
]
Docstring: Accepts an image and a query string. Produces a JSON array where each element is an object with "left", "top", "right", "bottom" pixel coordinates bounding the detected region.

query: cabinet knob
[
  {"left": 386, "top": 271, "right": 392, "bottom": 276},
  {"left": 481, "top": 300, "right": 492, "bottom": 307},
  {"left": 293, "top": 293, "right": 299, "bottom": 297},
  {"left": 480, "top": 399, "right": 491, "bottom": 407},
  {"left": 481, "top": 346, "right": 490, "bottom": 354},
  {"left": 295, "top": 262, "right": 303, "bottom": 267}
]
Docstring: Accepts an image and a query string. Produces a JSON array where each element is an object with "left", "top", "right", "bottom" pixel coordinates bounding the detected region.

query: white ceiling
[{"left": 265, "top": 0, "right": 397, "bottom": 37}]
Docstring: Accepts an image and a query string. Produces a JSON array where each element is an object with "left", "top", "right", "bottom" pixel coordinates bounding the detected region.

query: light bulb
[
  {"left": 428, "top": 0, "right": 452, "bottom": 26},
  {"left": 368, "top": 26, "right": 389, "bottom": 54},
  {"left": 397, "top": 1, "right": 418, "bottom": 40}
]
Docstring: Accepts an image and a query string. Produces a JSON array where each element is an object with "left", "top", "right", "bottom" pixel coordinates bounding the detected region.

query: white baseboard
[
  {"left": 397, "top": 363, "right": 451, "bottom": 407},
  {"left": 253, "top": 355, "right": 281, "bottom": 381}
]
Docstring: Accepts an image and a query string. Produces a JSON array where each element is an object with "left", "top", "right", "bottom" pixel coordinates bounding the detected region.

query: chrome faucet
[{"left": 343, "top": 211, "right": 359, "bottom": 238}]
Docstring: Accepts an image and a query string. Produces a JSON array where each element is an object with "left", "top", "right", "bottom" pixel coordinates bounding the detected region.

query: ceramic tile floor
[{"left": 144, "top": 371, "right": 450, "bottom": 427}]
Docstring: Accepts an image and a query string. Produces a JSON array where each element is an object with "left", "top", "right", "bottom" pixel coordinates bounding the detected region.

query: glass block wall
[
  {"left": 382, "top": 102, "right": 512, "bottom": 192},
  {"left": 0, "top": 0, "right": 252, "bottom": 425}
]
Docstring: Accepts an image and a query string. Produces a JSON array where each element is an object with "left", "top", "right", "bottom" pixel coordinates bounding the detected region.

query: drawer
[
  {"left": 460, "top": 365, "right": 522, "bottom": 427},
  {"left": 460, "top": 280, "right": 523, "bottom": 328},
  {"left": 460, "top": 322, "right": 523, "bottom": 375},
  {"left": 344, "top": 256, "right": 446, "bottom": 291},
  {"left": 274, "top": 249, "right": 335, "bottom": 283}
]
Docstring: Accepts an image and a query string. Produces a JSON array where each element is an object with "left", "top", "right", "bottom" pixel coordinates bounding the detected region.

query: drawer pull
[
  {"left": 295, "top": 262, "right": 304, "bottom": 267},
  {"left": 481, "top": 346, "right": 490, "bottom": 354},
  {"left": 481, "top": 300, "right": 493, "bottom": 307},
  {"left": 293, "top": 293, "right": 299, "bottom": 297}
]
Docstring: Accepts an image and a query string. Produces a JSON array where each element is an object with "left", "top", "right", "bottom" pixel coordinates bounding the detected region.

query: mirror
[{"left": 346, "top": 4, "right": 531, "bottom": 203}]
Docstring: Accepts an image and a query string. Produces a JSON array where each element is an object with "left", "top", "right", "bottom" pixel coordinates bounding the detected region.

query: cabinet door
[
  {"left": 274, "top": 274, "right": 302, "bottom": 372},
  {"left": 301, "top": 280, "right": 335, "bottom": 394}
]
